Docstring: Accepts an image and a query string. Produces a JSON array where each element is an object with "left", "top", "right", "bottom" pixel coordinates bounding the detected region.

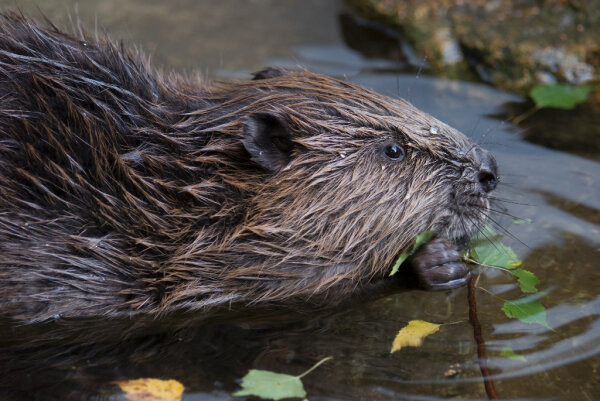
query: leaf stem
[
  {"left": 464, "top": 258, "right": 514, "bottom": 274},
  {"left": 512, "top": 105, "right": 540, "bottom": 125},
  {"left": 297, "top": 356, "right": 333, "bottom": 379}
]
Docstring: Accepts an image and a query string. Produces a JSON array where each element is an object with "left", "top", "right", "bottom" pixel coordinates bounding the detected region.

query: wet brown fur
[{"left": 0, "top": 14, "right": 491, "bottom": 321}]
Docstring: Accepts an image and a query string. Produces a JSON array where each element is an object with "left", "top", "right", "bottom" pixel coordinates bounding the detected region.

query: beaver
[{"left": 0, "top": 14, "right": 498, "bottom": 322}]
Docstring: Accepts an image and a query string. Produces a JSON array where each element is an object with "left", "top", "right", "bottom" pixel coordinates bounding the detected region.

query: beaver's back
[{"left": 0, "top": 14, "right": 241, "bottom": 319}]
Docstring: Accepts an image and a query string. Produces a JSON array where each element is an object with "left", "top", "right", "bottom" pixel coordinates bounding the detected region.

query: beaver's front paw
[{"left": 407, "top": 238, "right": 471, "bottom": 290}]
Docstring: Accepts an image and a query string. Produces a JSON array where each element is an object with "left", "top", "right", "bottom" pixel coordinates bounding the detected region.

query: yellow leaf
[
  {"left": 390, "top": 320, "right": 440, "bottom": 353},
  {"left": 115, "top": 378, "right": 184, "bottom": 401}
]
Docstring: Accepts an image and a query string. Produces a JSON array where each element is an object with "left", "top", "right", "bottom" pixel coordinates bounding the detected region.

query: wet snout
[{"left": 469, "top": 146, "right": 498, "bottom": 193}]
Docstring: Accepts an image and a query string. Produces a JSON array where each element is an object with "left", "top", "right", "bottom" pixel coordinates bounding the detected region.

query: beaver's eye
[{"left": 383, "top": 143, "right": 405, "bottom": 161}]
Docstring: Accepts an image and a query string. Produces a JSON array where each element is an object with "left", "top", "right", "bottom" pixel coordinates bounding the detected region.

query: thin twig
[
  {"left": 468, "top": 274, "right": 498, "bottom": 399},
  {"left": 512, "top": 105, "right": 539, "bottom": 125}
]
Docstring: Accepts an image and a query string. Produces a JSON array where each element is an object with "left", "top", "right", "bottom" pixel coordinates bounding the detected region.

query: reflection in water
[
  {"left": 483, "top": 233, "right": 600, "bottom": 400},
  {"left": 338, "top": 12, "right": 408, "bottom": 66},
  {"left": 0, "top": 0, "right": 599, "bottom": 400},
  {"left": 1, "top": 315, "right": 263, "bottom": 400},
  {"left": 536, "top": 190, "right": 600, "bottom": 226},
  {"left": 0, "top": 296, "right": 486, "bottom": 401},
  {"left": 491, "top": 100, "right": 600, "bottom": 162}
]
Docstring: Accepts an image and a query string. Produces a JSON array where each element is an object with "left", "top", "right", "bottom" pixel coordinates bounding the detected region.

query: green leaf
[
  {"left": 389, "top": 253, "right": 410, "bottom": 277},
  {"left": 389, "top": 230, "right": 434, "bottom": 276},
  {"left": 529, "top": 84, "right": 591, "bottom": 110},
  {"left": 469, "top": 224, "right": 498, "bottom": 243},
  {"left": 512, "top": 217, "right": 532, "bottom": 225},
  {"left": 499, "top": 347, "right": 527, "bottom": 362},
  {"left": 233, "top": 357, "right": 332, "bottom": 400},
  {"left": 502, "top": 298, "right": 551, "bottom": 329},
  {"left": 413, "top": 231, "right": 435, "bottom": 250},
  {"left": 471, "top": 241, "right": 521, "bottom": 269},
  {"left": 233, "top": 370, "right": 306, "bottom": 400},
  {"left": 468, "top": 225, "right": 548, "bottom": 330},
  {"left": 509, "top": 269, "right": 539, "bottom": 293}
]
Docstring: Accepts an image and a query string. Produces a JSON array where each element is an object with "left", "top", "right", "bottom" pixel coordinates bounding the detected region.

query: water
[{"left": 0, "top": 1, "right": 599, "bottom": 400}]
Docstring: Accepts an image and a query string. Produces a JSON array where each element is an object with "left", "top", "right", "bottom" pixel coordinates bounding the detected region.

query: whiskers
[
  {"left": 487, "top": 195, "right": 535, "bottom": 207},
  {"left": 458, "top": 195, "right": 529, "bottom": 249}
]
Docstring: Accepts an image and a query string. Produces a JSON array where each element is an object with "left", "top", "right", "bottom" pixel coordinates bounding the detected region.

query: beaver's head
[{"left": 175, "top": 68, "right": 498, "bottom": 300}]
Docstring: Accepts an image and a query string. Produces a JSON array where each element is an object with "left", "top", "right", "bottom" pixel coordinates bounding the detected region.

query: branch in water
[{"left": 468, "top": 274, "right": 498, "bottom": 400}]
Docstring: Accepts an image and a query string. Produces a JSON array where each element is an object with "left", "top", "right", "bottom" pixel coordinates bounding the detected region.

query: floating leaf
[
  {"left": 509, "top": 269, "right": 539, "bottom": 293},
  {"left": 529, "top": 84, "right": 591, "bottom": 110},
  {"left": 471, "top": 241, "right": 521, "bottom": 269},
  {"left": 390, "top": 230, "right": 434, "bottom": 276},
  {"left": 502, "top": 298, "right": 551, "bottom": 329},
  {"left": 234, "top": 370, "right": 305, "bottom": 400},
  {"left": 115, "top": 378, "right": 184, "bottom": 401},
  {"left": 233, "top": 357, "right": 332, "bottom": 401},
  {"left": 499, "top": 347, "right": 527, "bottom": 362},
  {"left": 512, "top": 217, "right": 532, "bottom": 225},
  {"left": 390, "top": 320, "right": 440, "bottom": 353}
]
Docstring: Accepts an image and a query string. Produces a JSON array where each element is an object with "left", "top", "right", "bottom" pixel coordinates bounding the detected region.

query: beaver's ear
[
  {"left": 242, "top": 113, "right": 294, "bottom": 172},
  {"left": 252, "top": 67, "right": 286, "bottom": 80}
]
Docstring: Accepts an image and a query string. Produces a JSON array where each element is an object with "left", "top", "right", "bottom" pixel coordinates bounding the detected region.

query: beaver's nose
[{"left": 469, "top": 146, "right": 498, "bottom": 193}]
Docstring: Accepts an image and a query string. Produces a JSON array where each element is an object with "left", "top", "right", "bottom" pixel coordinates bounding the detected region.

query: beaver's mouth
[
  {"left": 434, "top": 220, "right": 476, "bottom": 250},
  {"left": 435, "top": 191, "right": 491, "bottom": 247},
  {"left": 452, "top": 234, "right": 471, "bottom": 252}
]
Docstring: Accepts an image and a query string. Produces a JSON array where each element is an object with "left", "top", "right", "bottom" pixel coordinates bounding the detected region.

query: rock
[{"left": 346, "top": 0, "right": 599, "bottom": 94}]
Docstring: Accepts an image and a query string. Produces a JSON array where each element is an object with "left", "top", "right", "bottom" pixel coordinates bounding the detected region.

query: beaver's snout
[{"left": 469, "top": 146, "right": 498, "bottom": 193}]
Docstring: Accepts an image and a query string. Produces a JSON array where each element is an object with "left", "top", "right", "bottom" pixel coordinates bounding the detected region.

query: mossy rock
[{"left": 347, "top": 0, "right": 599, "bottom": 95}]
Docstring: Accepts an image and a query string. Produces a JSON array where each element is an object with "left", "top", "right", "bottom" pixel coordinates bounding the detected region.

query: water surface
[{"left": 0, "top": 1, "right": 599, "bottom": 400}]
